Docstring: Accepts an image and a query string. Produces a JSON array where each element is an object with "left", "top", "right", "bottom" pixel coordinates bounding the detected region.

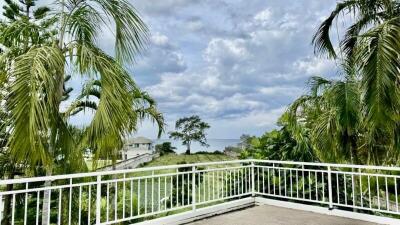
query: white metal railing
[{"left": 0, "top": 159, "right": 399, "bottom": 224}]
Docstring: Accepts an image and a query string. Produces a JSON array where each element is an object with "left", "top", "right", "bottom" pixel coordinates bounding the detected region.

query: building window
[{"left": 134, "top": 144, "right": 139, "bottom": 148}]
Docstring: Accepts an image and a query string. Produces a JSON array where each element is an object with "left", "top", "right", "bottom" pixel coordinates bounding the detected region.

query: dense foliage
[{"left": 155, "top": 142, "right": 177, "bottom": 156}]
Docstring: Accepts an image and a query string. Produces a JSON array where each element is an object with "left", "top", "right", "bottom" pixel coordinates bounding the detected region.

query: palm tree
[
  {"left": 312, "top": 0, "right": 400, "bottom": 164},
  {"left": 65, "top": 79, "right": 164, "bottom": 167},
  {"left": 0, "top": 1, "right": 164, "bottom": 223},
  {"left": 0, "top": 0, "right": 164, "bottom": 171},
  {"left": 287, "top": 62, "right": 362, "bottom": 163}
]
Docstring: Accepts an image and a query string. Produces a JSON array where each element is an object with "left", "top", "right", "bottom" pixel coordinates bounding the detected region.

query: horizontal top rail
[
  {"left": 253, "top": 159, "right": 400, "bottom": 171},
  {"left": 0, "top": 159, "right": 252, "bottom": 185},
  {"left": 1, "top": 159, "right": 399, "bottom": 186}
]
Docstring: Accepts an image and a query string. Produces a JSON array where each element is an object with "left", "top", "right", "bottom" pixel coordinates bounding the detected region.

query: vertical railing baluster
[
  {"left": 322, "top": 171, "right": 325, "bottom": 201},
  {"left": 327, "top": 166, "right": 333, "bottom": 209},
  {"left": 187, "top": 171, "right": 190, "bottom": 205},
  {"left": 257, "top": 167, "right": 260, "bottom": 193},
  {"left": 279, "top": 168, "right": 281, "bottom": 196},
  {"left": 138, "top": 179, "right": 141, "bottom": 215},
  {"left": 96, "top": 175, "right": 102, "bottom": 225},
  {"left": 79, "top": 186, "right": 82, "bottom": 225},
  {"left": 268, "top": 167, "right": 271, "bottom": 194},
  {"left": 88, "top": 185, "right": 92, "bottom": 224},
  {"left": 344, "top": 174, "right": 347, "bottom": 205},
  {"left": 57, "top": 188, "right": 61, "bottom": 225},
  {"left": 181, "top": 173, "right": 184, "bottom": 205},
  {"left": 351, "top": 174, "right": 355, "bottom": 207},
  {"left": 315, "top": 171, "right": 318, "bottom": 201},
  {"left": 395, "top": 177, "right": 398, "bottom": 212},
  {"left": 0, "top": 195, "right": 2, "bottom": 224},
  {"left": 203, "top": 171, "right": 206, "bottom": 201},
  {"left": 273, "top": 164, "right": 276, "bottom": 195},
  {"left": 251, "top": 162, "right": 255, "bottom": 196},
  {"left": 151, "top": 171, "right": 154, "bottom": 213},
  {"left": 68, "top": 179, "right": 72, "bottom": 225},
  {"left": 284, "top": 169, "right": 287, "bottom": 197},
  {"left": 368, "top": 175, "right": 371, "bottom": 209},
  {"left": 11, "top": 194, "right": 15, "bottom": 225},
  {"left": 123, "top": 173, "right": 126, "bottom": 218},
  {"left": 36, "top": 191, "right": 40, "bottom": 225},
  {"left": 233, "top": 169, "right": 236, "bottom": 196},
  {"left": 302, "top": 165, "right": 305, "bottom": 199},
  {"left": 176, "top": 169, "right": 179, "bottom": 206},
  {"left": 385, "top": 177, "right": 389, "bottom": 210},
  {"left": 241, "top": 168, "right": 244, "bottom": 195},
  {"left": 377, "top": 175, "right": 380, "bottom": 210},
  {"left": 296, "top": 168, "right": 299, "bottom": 198},
  {"left": 106, "top": 182, "right": 110, "bottom": 221},
  {"left": 192, "top": 166, "right": 196, "bottom": 211},
  {"left": 158, "top": 176, "right": 161, "bottom": 212},
  {"left": 114, "top": 181, "right": 118, "bottom": 220},
  {"left": 48, "top": 188, "right": 52, "bottom": 225},
  {"left": 145, "top": 178, "right": 148, "bottom": 214},
  {"left": 164, "top": 176, "right": 167, "bottom": 211},
  {"left": 24, "top": 183, "right": 28, "bottom": 225},
  {"left": 130, "top": 180, "right": 133, "bottom": 216},
  {"left": 336, "top": 173, "right": 340, "bottom": 204},
  {"left": 290, "top": 169, "right": 293, "bottom": 198},
  {"left": 308, "top": 171, "right": 311, "bottom": 200},
  {"left": 359, "top": 169, "right": 363, "bottom": 208},
  {"left": 170, "top": 176, "right": 173, "bottom": 209}
]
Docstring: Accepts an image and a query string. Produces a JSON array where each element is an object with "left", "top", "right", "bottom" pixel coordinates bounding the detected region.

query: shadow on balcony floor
[{"left": 186, "top": 205, "right": 380, "bottom": 225}]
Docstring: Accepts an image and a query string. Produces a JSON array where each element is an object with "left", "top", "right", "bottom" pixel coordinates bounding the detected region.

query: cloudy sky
[
  {"left": 122, "top": 0, "right": 340, "bottom": 139},
  {"left": 3, "top": 0, "right": 341, "bottom": 139}
]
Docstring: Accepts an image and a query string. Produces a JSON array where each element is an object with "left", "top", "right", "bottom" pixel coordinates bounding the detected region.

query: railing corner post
[
  {"left": 96, "top": 175, "right": 102, "bottom": 225},
  {"left": 327, "top": 165, "right": 333, "bottom": 210},
  {"left": 251, "top": 161, "right": 255, "bottom": 197},
  {"left": 192, "top": 166, "right": 196, "bottom": 211}
]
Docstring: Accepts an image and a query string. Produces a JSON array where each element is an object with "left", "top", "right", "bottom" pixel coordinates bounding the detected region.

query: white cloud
[
  {"left": 254, "top": 8, "right": 273, "bottom": 26},
  {"left": 294, "top": 57, "right": 336, "bottom": 76}
]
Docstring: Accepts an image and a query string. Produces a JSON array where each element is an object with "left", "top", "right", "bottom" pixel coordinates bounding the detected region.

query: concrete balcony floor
[{"left": 187, "top": 205, "right": 380, "bottom": 225}]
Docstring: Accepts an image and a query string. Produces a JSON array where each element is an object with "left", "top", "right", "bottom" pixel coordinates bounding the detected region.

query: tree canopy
[{"left": 169, "top": 115, "right": 210, "bottom": 154}]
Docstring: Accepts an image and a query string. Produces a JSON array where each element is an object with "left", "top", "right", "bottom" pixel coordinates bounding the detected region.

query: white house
[{"left": 120, "top": 136, "right": 154, "bottom": 160}]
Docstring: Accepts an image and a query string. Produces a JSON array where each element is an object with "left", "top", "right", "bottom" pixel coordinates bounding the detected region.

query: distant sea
[{"left": 153, "top": 139, "right": 240, "bottom": 154}]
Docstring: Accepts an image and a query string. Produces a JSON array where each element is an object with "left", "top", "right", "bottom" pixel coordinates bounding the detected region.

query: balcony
[{"left": 0, "top": 160, "right": 399, "bottom": 225}]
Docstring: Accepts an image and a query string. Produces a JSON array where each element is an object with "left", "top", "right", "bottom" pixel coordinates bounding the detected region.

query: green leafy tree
[
  {"left": 240, "top": 117, "right": 315, "bottom": 162},
  {"left": 169, "top": 115, "right": 210, "bottom": 154},
  {"left": 155, "top": 142, "right": 177, "bottom": 156}
]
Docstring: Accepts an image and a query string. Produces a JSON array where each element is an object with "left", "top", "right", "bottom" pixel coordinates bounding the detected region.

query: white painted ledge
[
  {"left": 134, "top": 198, "right": 254, "bottom": 225},
  {"left": 134, "top": 197, "right": 400, "bottom": 225},
  {"left": 255, "top": 197, "right": 400, "bottom": 225}
]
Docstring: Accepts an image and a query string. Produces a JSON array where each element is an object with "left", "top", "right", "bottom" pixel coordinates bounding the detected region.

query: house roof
[{"left": 125, "top": 136, "right": 153, "bottom": 144}]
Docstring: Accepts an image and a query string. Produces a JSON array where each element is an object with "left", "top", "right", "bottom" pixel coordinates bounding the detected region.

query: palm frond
[
  {"left": 312, "top": 0, "right": 359, "bottom": 58},
  {"left": 357, "top": 18, "right": 400, "bottom": 130},
  {"left": 7, "top": 46, "right": 64, "bottom": 166},
  {"left": 91, "top": 0, "right": 149, "bottom": 63}
]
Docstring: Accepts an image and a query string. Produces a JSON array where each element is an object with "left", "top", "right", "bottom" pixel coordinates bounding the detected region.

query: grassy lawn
[{"left": 142, "top": 153, "right": 237, "bottom": 168}]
